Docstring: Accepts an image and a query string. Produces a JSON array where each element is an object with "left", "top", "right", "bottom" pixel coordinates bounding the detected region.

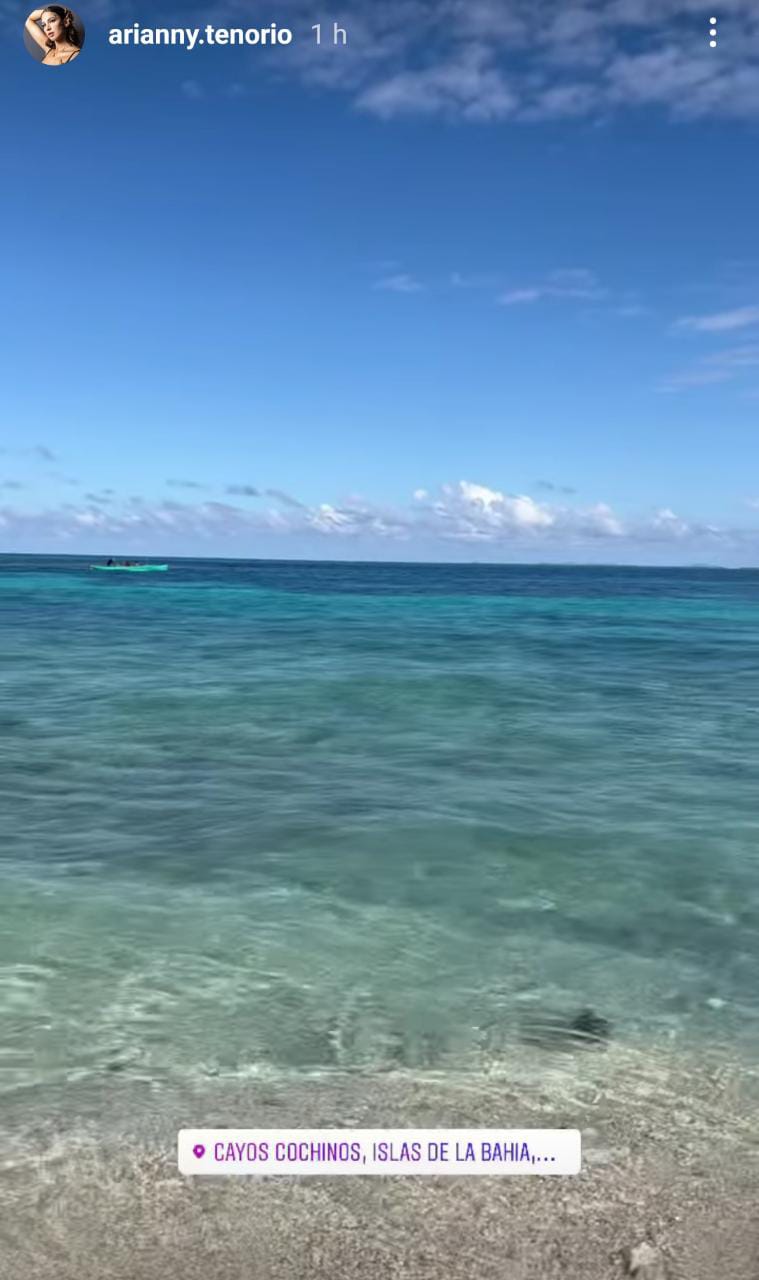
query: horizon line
[{"left": 0, "top": 552, "right": 755, "bottom": 572}]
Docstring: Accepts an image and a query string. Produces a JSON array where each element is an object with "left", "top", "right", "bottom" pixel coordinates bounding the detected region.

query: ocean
[
  {"left": 3, "top": 554, "right": 759, "bottom": 1278},
  {"left": 2, "top": 553, "right": 758, "bottom": 1102}
]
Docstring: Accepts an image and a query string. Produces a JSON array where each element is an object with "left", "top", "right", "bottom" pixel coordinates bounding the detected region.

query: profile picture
[{"left": 24, "top": 6, "right": 84, "bottom": 65}]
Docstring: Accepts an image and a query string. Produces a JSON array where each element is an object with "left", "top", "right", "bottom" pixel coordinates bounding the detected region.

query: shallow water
[{"left": 1, "top": 555, "right": 759, "bottom": 1102}]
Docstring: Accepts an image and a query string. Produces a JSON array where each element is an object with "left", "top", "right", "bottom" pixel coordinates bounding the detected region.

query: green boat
[{"left": 91, "top": 564, "right": 169, "bottom": 572}]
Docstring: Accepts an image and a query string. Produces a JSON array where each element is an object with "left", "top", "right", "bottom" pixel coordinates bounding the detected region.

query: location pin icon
[{"left": 193, "top": 1143, "right": 206, "bottom": 1159}]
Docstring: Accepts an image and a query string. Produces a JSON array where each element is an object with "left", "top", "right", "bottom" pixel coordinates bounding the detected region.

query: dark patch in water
[
  {"left": 519, "top": 1006, "right": 612, "bottom": 1051},
  {"left": 569, "top": 1007, "right": 612, "bottom": 1043}
]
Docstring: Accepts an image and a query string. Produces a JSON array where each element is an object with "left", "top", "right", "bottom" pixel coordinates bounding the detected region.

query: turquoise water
[{"left": 2, "top": 555, "right": 759, "bottom": 1099}]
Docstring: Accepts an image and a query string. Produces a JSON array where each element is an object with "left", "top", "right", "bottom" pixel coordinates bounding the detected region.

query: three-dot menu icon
[{"left": 709, "top": 17, "right": 717, "bottom": 48}]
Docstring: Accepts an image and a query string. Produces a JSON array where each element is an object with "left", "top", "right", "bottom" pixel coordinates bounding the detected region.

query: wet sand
[{"left": 2, "top": 1043, "right": 758, "bottom": 1279}]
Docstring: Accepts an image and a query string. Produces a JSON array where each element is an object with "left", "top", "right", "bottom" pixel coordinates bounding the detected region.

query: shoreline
[{"left": 2, "top": 1043, "right": 757, "bottom": 1279}]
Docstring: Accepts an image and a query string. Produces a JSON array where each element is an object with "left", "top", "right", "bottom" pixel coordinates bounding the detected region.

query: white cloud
[
  {"left": 73, "top": 511, "right": 108, "bottom": 528},
  {"left": 499, "top": 288, "right": 543, "bottom": 306},
  {"left": 605, "top": 47, "right": 716, "bottom": 110},
  {"left": 521, "top": 83, "right": 601, "bottom": 120},
  {"left": 661, "top": 341, "right": 759, "bottom": 391},
  {"left": 676, "top": 306, "right": 759, "bottom": 333},
  {"left": 413, "top": 482, "right": 629, "bottom": 542},
  {"left": 707, "top": 345, "right": 759, "bottom": 367},
  {"left": 498, "top": 268, "right": 606, "bottom": 307},
  {"left": 454, "top": 480, "right": 555, "bottom": 528},
  {"left": 0, "top": 474, "right": 748, "bottom": 556},
  {"left": 374, "top": 271, "right": 424, "bottom": 293},
  {"left": 584, "top": 502, "right": 624, "bottom": 537},
  {"left": 357, "top": 45, "right": 517, "bottom": 121},
  {"left": 210, "top": 0, "right": 759, "bottom": 124},
  {"left": 308, "top": 503, "right": 355, "bottom": 532},
  {"left": 651, "top": 507, "right": 690, "bottom": 537},
  {"left": 53, "top": 0, "right": 759, "bottom": 125}
]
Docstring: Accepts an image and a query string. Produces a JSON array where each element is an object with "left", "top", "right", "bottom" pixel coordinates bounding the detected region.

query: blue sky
[{"left": 2, "top": 0, "right": 759, "bottom": 563}]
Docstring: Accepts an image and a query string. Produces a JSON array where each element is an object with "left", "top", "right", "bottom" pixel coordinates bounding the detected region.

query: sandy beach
[{"left": 2, "top": 1041, "right": 757, "bottom": 1280}]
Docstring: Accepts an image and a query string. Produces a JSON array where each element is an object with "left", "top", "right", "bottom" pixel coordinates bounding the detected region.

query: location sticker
[{"left": 178, "top": 1129, "right": 582, "bottom": 1176}]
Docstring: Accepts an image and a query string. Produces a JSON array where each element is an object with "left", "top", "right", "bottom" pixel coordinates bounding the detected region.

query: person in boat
[
  {"left": 25, "top": 6, "right": 82, "bottom": 65},
  {"left": 106, "top": 558, "right": 114, "bottom": 566}
]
